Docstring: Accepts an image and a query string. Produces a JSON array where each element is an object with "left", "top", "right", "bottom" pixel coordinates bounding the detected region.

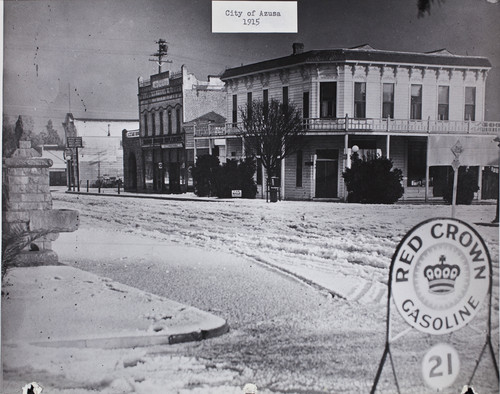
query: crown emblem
[{"left": 424, "top": 255, "right": 460, "bottom": 294}]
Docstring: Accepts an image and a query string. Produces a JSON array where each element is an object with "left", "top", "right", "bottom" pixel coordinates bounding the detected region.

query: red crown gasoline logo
[{"left": 424, "top": 254, "right": 461, "bottom": 295}]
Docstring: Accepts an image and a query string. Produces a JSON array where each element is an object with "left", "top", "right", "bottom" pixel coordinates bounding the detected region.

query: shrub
[
  {"left": 342, "top": 155, "right": 404, "bottom": 204},
  {"left": 192, "top": 155, "right": 220, "bottom": 197},
  {"left": 443, "top": 167, "right": 479, "bottom": 205},
  {"left": 214, "top": 158, "right": 257, "bottom": 199}
]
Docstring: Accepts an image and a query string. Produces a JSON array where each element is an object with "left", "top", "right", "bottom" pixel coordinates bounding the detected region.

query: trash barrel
[{"left": 270, "top": 188, "right": 278, "bottom": 202}]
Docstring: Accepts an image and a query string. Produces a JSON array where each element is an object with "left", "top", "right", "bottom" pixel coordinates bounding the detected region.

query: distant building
[
  {"left": 40, "top": 145, "right": 66, "bottom": 186},
  {"left": 203, "top": 43, "right": 500, "bottom": 201},
  {"left": 122, "top": 65, "right": 225, "bottom": 193},
  {"left": 62, "top": 114, "right": 139, "bottom": 188}
]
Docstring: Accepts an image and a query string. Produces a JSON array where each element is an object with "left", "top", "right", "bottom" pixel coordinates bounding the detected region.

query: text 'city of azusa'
[{"left": 225, "top": 9, "right": 282, "bottom": 18}]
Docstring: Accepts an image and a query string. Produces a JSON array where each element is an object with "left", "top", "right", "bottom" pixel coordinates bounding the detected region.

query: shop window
[
  {"left": 465, "top": 87, "right": 476, "bottom": 121},
  {"left": 411, "top": 85, "right": 422, "bottom": 120},
  {"left": 382, "top": 83, "right": 394, "bottom": 119},
  {"left": 320, "top": 82, "right": 336, "bottom": 118},
  {"left": 354, "top": 82, "right": 366, "bottom": 119},
  {"left": 438, "top": 86, "right": 449, "bottom": 120}
]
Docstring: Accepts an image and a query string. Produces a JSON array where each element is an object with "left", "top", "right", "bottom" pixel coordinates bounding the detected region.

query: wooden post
[{"left": 451, "top": 167, "right": 458, "bottom": 218}]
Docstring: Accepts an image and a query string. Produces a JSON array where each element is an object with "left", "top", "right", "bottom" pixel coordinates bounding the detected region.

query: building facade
[
  {"left": 123, "top": 65, "right": 225, "bottom": 193},
  {"left": 201, "top": 43, "right": 499, "bottom": 201},
  {"left": 62, "top": 114, "right": 138, "bottom": 188}
]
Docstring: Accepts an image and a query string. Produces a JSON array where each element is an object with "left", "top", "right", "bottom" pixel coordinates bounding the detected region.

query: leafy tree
[
  {"left": 343, "top": 154, "right": 404, "bottom": 204},
  {"left": 240, "top": 99, "right": 305, "bottom": 194},
  {"left": 40, "top": 120, "right": 63, "bottom": 146},
  {"left": 443, "top": 166, "right": 480, "bottom": 205},
  {"left": 2, "top": 116, "right": 17, "bottom": 158}
]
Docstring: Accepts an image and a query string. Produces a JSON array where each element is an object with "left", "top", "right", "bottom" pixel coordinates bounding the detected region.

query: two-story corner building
[
  {"left": 209, "top": 43, "right": 499, "bottom": 201},
  {"left": 122, "top": 65, "right": 226, "bottom": 193}
]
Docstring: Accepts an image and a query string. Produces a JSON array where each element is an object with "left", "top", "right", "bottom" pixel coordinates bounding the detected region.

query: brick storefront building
[{"left": 122, "top": 65, "right": 225, "bottom": 193}]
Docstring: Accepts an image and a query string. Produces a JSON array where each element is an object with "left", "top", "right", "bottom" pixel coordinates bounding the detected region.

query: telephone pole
[{"left": 149, "top": 39, "right": 172, "bottom": 74}]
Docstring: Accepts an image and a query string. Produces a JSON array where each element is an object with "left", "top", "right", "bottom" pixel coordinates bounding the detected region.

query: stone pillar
[{"left": 3, "top": 140, "right": 79, "bottom": 266}]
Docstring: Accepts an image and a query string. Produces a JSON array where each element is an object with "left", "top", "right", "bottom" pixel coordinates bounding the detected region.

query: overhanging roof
[{"left": 221, "top": 47, "right": 491, "bottom": 80}]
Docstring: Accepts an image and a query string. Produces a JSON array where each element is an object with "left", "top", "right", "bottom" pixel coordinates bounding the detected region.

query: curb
[
  {"left": 6, "top": 322, "right": 230, "bottom": 350},
  {"left": 65, "top": 191, "right": 232, "bottom": 203}
]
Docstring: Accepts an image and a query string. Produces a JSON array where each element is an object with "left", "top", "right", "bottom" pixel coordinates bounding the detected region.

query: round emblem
[
  {"left": 391, "top": 218, "right": 490, "bottom": 335},
  {"left": 422, "top": 343, "right": 460, "bottom": 390}
]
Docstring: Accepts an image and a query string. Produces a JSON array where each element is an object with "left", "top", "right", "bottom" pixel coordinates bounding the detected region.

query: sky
[{"left": 2, "top": 0, "right": 500, "bottom": 137}]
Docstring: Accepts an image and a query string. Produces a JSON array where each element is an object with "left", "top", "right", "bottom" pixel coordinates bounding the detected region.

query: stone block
[
  {"left": 12, "top": 250, "right": 59, "bottom": 266},
  {"left": 20, "top": 193, "right": 47, "bottom": 202},
  {"left": 29, "top": 209, "right": 80, "bottom": 232},
  {"left": 3, "top": 211, "right": 30, "bottom": 223}
]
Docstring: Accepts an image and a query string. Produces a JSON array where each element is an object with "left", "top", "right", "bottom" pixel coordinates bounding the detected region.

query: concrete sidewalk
[{"left": 2, "top": 265, "right": 229, "bottom": 349}]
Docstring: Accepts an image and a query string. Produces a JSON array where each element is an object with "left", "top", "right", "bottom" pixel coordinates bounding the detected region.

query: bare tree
[{"left": 239, "top": 99, "right": 306, "bottom": 193}]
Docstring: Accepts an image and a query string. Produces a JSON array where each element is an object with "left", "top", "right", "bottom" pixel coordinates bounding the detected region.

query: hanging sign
[
  {"left": 67, "top": 137, "right": 83, "bottom": 148},
  {"left": 391, "top": 217, "right": 490, "bottom": 335}
]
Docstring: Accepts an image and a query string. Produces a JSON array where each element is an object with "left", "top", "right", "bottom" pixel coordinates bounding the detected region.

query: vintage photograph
[{"left": 2, "top": 0, "right": 499, "bottom": 393}]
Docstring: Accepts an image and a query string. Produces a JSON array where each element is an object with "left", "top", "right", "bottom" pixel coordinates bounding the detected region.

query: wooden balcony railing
[
  {"left": 189, "top": 117, "right": 500, "bottom": 138},
  {"left": 304, "top": 116, "right": 500, "bottom": 134}
]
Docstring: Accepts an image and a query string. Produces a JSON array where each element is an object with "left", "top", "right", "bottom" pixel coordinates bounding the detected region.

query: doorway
[{"left": 315, "top": 149, "right": 338, "bottom": 198}]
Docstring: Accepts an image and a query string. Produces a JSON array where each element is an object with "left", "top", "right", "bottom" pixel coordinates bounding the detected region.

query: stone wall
[{"left": 3, "top": 140, "right": 79, "bottom": 265}]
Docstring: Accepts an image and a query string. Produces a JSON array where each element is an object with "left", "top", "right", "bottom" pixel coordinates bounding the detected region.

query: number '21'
[{"left": 429, "top": 353, "right": 453, "bottom": 377}]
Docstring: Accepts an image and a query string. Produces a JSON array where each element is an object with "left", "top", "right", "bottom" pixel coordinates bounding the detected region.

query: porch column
[
  {"left": 344, "top": 133, "right": 349, "bottom": 201},
  {"left": 208, "top": 138, "right": 213, "bottom": 155},
  {"left": 281, "top": 157, "right": 285, "bottom": 200},
  {"left": 477, "top": 166, "right": 483, "bottom": 201},
  {"left": 425, "top": 135, "right": 430, "bottom": 202},
  {"left": 386, "top": 134, "right": 391, "bottom": 159},
  {"left": 241, "top": 136, "right": 245, "bottom": 158}
]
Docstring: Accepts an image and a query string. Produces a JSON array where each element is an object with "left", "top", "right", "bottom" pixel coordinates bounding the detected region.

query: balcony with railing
[
  {"left": 304, "top": 116, "right": 500, "bottom": 134},
  {"left": 190, "top": 117, "right": 500, "bottom": 138}
]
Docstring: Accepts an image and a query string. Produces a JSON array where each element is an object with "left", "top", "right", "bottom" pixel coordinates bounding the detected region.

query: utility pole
[{"left": 149, "top": 39, "right": 172, "bottom": 74}]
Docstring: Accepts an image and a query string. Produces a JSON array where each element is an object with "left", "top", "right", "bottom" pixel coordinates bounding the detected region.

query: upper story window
[
  {"left": 465, "top": 87, "right": 476, "bottom": 121},
  {"left": 411, "top": 84, "right": 422, "bottom": 120},
  {"left": 303, "top": 92, "right": 310, "bottom": 119},
  {"left": 247, "top": 92, "right": 253, "bottom": 118},
  {"left": 168, "top": 110, "right": 172, "bottom": 134},
  {"left": 143, "top": 113, "right": 148, "bottom": 136},
  {"left": 382, "top": 83, "right": 394, "bottom": 119},
  {"left": 320, "top": 82, "right": 336, "bottom": 118},
  {"left": 159, "top": 111, "right": 164, "bottom": 135},
  {"left": 151, "top": 113, "right": 156, "bottom": 136},
  {"left": 354, "top": 82, "right": 366, "bottom": 119},
  {"left": 283, "top": 86, "right": 289, "bottom": 111},
  {"left": 263, "top": 89, "right": 269, "bottom": 117},
  {"left": 176, "top": 107, "right": 181, "bottom": 133},
  {"left": 438, "top": 86, "right": 449, "bottom": 120},
  {"left": 232, "top": 94, "right": 238, "bottom": 125}
]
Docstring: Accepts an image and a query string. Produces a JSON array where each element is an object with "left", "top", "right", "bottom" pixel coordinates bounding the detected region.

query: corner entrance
[{"left": 315, "top": 149, "right": 338, "bottom": 198}]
